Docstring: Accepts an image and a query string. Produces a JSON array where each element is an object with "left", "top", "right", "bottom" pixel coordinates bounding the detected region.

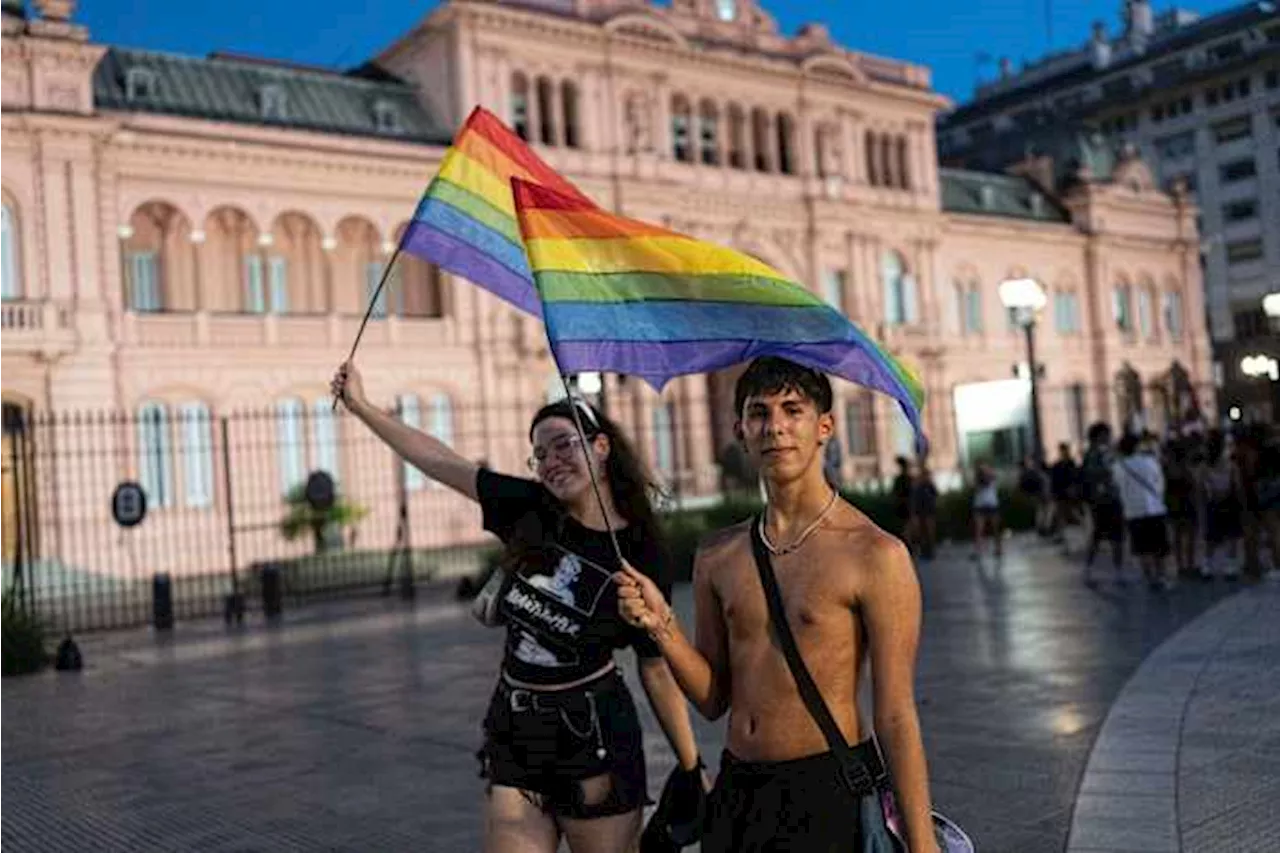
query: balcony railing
[
  {"left": 121, "top": 310, "right": 452, "bottom": 349},
  {"left": 0, "top": 300, "right": 76, "bottom": 355}
]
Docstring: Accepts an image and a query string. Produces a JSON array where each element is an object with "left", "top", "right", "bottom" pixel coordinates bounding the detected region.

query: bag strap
[
  {"left": 748, "top": 517, "right": 882, "bottom": 798},
  {"left": 1119, "top": 459, "right": 1161, "bottom": 501}
]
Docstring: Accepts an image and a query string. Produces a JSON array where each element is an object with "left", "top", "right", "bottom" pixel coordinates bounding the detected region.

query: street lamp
[
  {"left": 1262, "top": 292, "right": 1280, "bottom": 420},
  {"left": 999, "top": 277, "right": 1048, "bottom": 466},
  {"left": 1264, "top": 292, "right": 1280, "bottom": 325}
]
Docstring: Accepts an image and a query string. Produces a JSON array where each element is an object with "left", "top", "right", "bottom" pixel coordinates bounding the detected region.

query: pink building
[{"left": 1, "top": 0, "right": 1211, "bottom": 598}]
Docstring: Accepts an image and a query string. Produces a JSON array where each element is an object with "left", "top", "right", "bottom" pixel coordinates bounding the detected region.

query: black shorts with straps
[{"left": 477, "top": 668, "right": 648, "bottom": 820}]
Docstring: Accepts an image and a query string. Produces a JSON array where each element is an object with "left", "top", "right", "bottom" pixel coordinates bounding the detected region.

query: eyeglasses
[{"left": 527, "top": 433, "right": 587, "bottom": 472}]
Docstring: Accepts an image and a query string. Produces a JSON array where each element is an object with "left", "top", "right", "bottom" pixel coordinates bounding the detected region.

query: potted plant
[{"left": 279, "top": 479, "right": 368, "bottom": 555}]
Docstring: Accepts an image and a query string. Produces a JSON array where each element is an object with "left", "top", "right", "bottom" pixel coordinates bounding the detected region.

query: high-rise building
[{"left": 938, "top": 0, "right": 1279, "bottom": 420}]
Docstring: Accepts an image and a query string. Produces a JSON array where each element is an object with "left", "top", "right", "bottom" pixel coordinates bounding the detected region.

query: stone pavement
[
  {"left": 1067, "top": 578, "right": 1280, "bottom": 853},
  {"left": 2, "top": 534, "right": 1266, "bottom": 852}
]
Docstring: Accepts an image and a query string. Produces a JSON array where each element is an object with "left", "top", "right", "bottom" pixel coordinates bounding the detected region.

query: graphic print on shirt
[{"left": 503, "top": 545, "right": 615, "bottom": 668}]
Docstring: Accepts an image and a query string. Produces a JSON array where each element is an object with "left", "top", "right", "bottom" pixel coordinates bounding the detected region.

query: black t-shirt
[{"left": 476, "top": 468, "right": 672, "bottom": 686}]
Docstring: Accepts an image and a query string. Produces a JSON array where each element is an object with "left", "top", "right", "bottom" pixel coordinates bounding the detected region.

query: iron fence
[{"left": 1, "top": 379, "right": 1219, "bottom": 633}]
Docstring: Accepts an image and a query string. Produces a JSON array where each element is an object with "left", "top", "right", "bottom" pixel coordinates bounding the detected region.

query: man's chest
[{"left": 718, "top": 559, "right": 856, "bottom": 648}]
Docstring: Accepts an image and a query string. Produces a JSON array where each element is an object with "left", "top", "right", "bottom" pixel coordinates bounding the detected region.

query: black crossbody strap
[{"left": 749, "top": 517, "right": 880, "bottom": 797}]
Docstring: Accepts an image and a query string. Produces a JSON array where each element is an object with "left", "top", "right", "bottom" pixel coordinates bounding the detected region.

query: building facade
[
  {"left": 938, "top": 0, "right": 1280, "bottom": 421},
  {"left": 2, "top": 0, "right": 1210, "bottom": 588}
]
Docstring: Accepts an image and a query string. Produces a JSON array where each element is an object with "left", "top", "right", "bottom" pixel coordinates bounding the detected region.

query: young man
[{"left": 617, "top": 357, "right": 939, "bottom": 853}]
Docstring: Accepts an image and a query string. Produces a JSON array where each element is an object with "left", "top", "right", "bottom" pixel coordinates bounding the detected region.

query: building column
[
  {"left": 844, "top": 111, "right": 865, "bottom": 185},
  {"left": 654, "top": 77, "right": 671, "bottom": 160},
  {"left": 493, "top": 53, "right": 511, "bottom": 124},
  {"left": 549, "top": 78, "right": 564, "bottom": 148}
]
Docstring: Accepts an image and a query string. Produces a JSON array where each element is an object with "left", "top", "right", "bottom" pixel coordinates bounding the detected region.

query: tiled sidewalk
[
  {"left": 2, "top": 537, "right": 1248, "bottom": 852},
  {"left": 1068, "top": 578, "right": 1280, "bottom": 853}
]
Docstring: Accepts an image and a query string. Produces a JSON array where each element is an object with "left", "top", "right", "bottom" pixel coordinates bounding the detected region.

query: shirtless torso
[{"left": 695, "top": 500, "right": 903, "bottom": 761}]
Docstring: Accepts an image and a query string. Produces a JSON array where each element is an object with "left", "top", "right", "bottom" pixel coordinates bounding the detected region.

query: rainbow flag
[
  {"left": 511, "top": 178, "right": 927, "bottom": 449},
  {"left": 400, "top": 106, "right": 593, "bottom": 317}
]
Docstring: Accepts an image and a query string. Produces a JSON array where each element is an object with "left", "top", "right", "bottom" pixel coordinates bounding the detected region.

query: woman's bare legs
[{"left": 484, "top": 786, "right": 560, "bottom": 853}]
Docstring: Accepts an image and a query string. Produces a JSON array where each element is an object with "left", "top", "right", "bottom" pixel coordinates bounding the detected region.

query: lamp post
[{"left": 1000, "top": 277, "right": 1048, "bottom": 466}]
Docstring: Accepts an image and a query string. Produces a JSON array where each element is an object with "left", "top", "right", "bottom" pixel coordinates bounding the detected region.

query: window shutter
[
  {"left": 398, "top": 395, "right": 425, "bottom": 490},
  {"left": 244, "top": 255, "right": 266, "bottom": 314},
  {"left": 311, "top": 398, "right": 339, "bottom": 481},
  {"left": 179, "top": 402, "right": 213, "bottom": 508},
  {"left": 2, "top": 205, "right": 20, "bottom": 300},
  {"left": 276, "top": 398, "right": 305, "bottom": 495},
  {"left": 269, "top": 255, "right": 288, "bottom": 314}
]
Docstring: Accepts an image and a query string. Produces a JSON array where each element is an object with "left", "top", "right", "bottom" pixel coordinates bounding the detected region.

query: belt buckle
[{"left": 508, "top": 688, "right": 533, "bottom": 712}]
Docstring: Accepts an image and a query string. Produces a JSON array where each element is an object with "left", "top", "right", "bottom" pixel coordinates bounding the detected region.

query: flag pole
[
  {"left": 557, "top": 373, "right": 625, "bottom": 565},
  {"left": 332, "top": 242, "right": 406, "bottom": 411}
]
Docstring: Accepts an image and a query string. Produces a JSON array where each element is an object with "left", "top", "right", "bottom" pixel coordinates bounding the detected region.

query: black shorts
[
  {"left": 702, "top": 750, "right": 866, "bottom": 853},
  {"left": 477, "top": 670, "right": 647, "bottom": 820},
  {"left": 1090, "top": 502, "right": 1124, "bottom": 542},
  {"left": 1128, "top": 516, "right": 1170, "bottom": 558}
]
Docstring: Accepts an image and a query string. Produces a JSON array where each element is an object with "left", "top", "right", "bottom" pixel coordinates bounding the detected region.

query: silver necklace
[{"left": 759, "top": 490, "right": 839, "bottom": 556}]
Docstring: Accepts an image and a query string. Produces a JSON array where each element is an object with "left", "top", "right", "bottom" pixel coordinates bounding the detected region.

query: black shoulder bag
[{"left": 749, "top": 518, "right": 974, "bottom": 853}]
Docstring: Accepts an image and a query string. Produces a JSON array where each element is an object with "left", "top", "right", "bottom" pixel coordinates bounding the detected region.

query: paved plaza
[{"left": 3, "top": 535, "right": 1276, "bottom": 852}]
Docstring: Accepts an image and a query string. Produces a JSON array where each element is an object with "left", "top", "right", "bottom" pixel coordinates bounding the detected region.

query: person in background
[
  {"left": 1048, "top": 443, "right": 1079, "bottom": 546},
  {"left": 1235, "top": 424, "right": 1275, "bottom": 581},
  {"left": 1017, "top": 456, "right": 1051, "bottom": 537},
  {"left": 1112, "top": 432, "right": 1172, "bottom": 591},
  {"left": 971, "top": 462, "right": 1002, "bottom": 562},
  {"left": 1163, "top": 437, "right": 1201, "bottom": 580},
  {"left": 1201, "top": 430, "right": 1242, "bottom": 581},
  {"left": 1252, "top": 428, "right": 1280, "bottom": 578},
  {"left": 910, "top": 464, "right": 940, "bottom": 561},
  {"left": 1081, "top": 422, "right": 1125, "bottom": 587},
  {"left": 890, "top": 456, "right": 913, "bottom": 541}
]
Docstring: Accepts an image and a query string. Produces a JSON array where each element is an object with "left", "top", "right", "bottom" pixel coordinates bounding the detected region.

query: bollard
[
  {"left": 152, "top": 573, "right": 174, "bottom": 631},
  {"left": 260, "top": 563, "right": 283, "bottom": 619}
]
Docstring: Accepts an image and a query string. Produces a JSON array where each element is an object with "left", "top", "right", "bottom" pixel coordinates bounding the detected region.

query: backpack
[{"left": 1082, "top": 447, "right": 1118, "bottom": 505}]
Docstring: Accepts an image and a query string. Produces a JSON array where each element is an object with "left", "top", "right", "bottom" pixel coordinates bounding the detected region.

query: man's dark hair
[
  {"left": 1086, "top": 421, "right": 1112, "bottom": 446},
  {"left": 1117, "top": 432, "right": 1140, "bottom": 456},
  {"left": 733, "top": 357, "right": 833, "bottom": 416}
]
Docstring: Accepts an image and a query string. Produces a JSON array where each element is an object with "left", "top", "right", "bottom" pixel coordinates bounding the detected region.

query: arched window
[
  {"left": 881, "top": 251, "right": 915, "bottom": 326},
  {"left": 752, "top": 108, "right": 772, "bottom": 172},
  {"left": 698, "top": 100, "right": 719, "bottom": 166},
  {"left": 177, "top": 401, "right": 214, "bottom": 509},
  {"left": 955, "top": 279, "right": 982, "bottom": 335},
  {"left": 896, "top": 135, "right": 911, "bottom": 190},
  {"left": 310, "top": 398, "right": 340, "bottom": 481},
  {"left": 1163, "top": 290, "right": 1184, "bottom": 341},
  {"left": 776, "top": 113, "right": 795, "bottom": 175},
  {"left": 727, "top": 104, "right": 746, "bottom": 169},
  {"left": 561, "top": 81, "right": 579, "bottom": 149},
  {"left": 864, "top": 131, "right": 878, "bottom": 186},
  {"left": 510, "top": 73, "right": 530, "bottom": 140},
  {"left": 536, "top": 77, "right": 555, "bottom": 145},
  {"left": 652, "top": 402, "right": 675, "bottom": 475},
  {"left": 2, "top": 201, "right": 21, "bottom": 301},
  {"left": 671, "top": 95, "right": 693, "bottom": 163},
  {"left": 428, "top": 392, "right": 454, "bottom": 449},
  {"left": 397, "top": 394, "right": 425, "bottom": 491},
  {"left": 137, "top": 401, "right": 173, "bottom": 508},
  {"left": 276, "top": 397, "right": 306, "bottom": 496},
  {"left": 880, "top": 135, "right": 894, "bottom": 189}
]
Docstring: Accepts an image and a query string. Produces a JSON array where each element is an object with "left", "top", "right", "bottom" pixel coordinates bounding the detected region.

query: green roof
[
  {"left": 940, "top": 168, "right": 1070, "bottom": 223},
  {"left": 93, "top": 47, "right": 452, "bottom": 145}
]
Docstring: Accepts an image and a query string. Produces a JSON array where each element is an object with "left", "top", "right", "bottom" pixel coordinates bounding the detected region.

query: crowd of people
[{"left": 891, "top": 421, "right": 1280, "bottom": 589}]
